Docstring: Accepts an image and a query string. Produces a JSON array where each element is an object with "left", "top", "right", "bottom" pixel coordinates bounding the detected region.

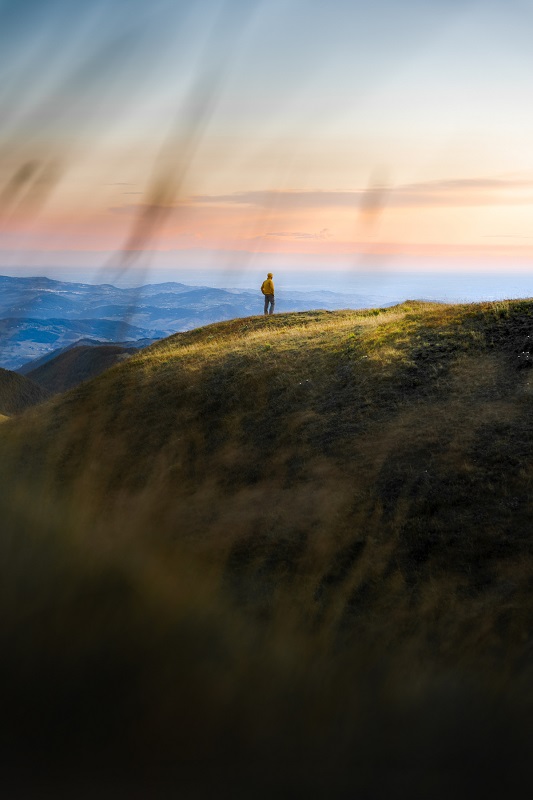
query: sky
[{"left": 2, "top": 0, "right": 533, "bottom": 286}]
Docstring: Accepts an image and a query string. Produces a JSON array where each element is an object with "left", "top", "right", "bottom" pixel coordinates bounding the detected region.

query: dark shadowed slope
[
  {"left": 0, "top": 300, "right": 532, "bottom": 797},
  {"left": 0, "top": 367, "right": 50, "bottom": 415},
  {"left": 24, "top": 344, "right": 139, "bottom": 393},
  {"left": 17, "top": 336, "right": 157, "bottom": 375}
]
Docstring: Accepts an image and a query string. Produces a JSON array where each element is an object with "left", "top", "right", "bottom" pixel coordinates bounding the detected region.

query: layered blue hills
[{"left": 0, "top": 274, "right": 391, "bottom": 370}]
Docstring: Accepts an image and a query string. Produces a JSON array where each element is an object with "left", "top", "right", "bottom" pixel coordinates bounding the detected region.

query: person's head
[{"left": 267, "top": 272, "right": 273, "bottom": 279}]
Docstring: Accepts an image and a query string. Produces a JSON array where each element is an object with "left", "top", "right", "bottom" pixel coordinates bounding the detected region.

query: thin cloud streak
[
  {"left": 264, "top": 228, "right": 332, "bottom": 241},
  {"left": 190, "top": 177, "right": 533, "bottom": 209}
]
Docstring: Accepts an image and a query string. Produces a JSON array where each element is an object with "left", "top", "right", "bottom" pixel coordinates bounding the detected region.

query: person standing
[{"left": 261, "top": 272, "right": 275, "bottom": 315}]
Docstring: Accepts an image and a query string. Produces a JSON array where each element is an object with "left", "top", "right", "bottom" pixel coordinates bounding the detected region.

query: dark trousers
[{"left": 264, "top": 294, "right": 275, "bottom": 315}]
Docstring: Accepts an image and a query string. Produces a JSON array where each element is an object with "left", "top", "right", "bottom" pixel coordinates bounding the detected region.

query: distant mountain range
[{"left": 0, "top": 274, "right": 393, "bottom": 370}]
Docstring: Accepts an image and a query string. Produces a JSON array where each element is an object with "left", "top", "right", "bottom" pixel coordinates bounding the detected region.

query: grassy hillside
[
  {"left": 0, "top": 366, "right": 50, "bottom": 415},
  {"left": 1, "top": 300, "right": 532, "bottom": 796},
  {"left": 24, "top": 343, "right": 138, "bottom": 393}
]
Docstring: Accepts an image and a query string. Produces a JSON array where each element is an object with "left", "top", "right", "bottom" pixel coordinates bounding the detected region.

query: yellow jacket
[{"left": 261, "top": 278, "right": 274, "bottom": 295}]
